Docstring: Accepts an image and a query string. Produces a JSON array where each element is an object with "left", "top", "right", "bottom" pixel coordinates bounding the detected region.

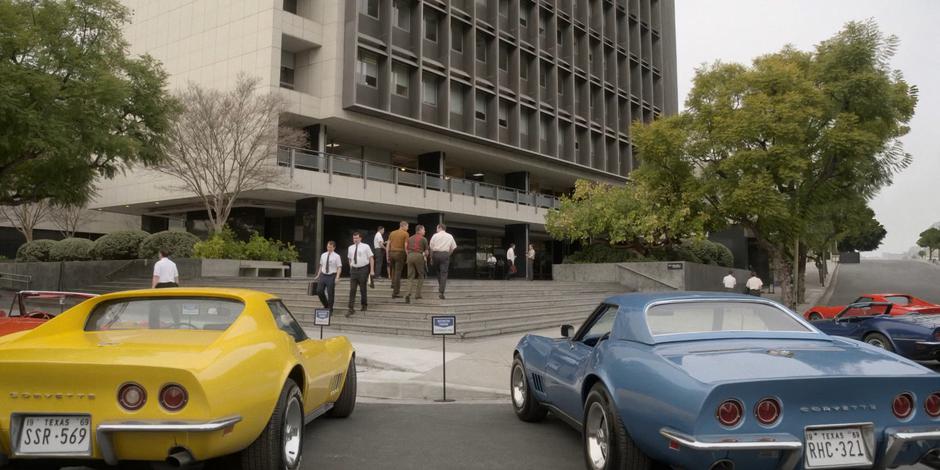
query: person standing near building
[
  {"left": 373, "top": 226, "right": 386, "bottom": 279},
  {"left": 346, "top": 232, "right": 374, "bottom": 316},
  {"left": 387, "top": 221, "right": 410, "bottom": 298},
  {"left": 526, "top": 243, "right": 536, "bottom": 281},
  {"left": 487, "top": 253, "right": 498, "bottom": 279},
  {"left": 746, "top": 271, "right": 763, "bottom": 296},
  {"left": 505, "top": 243, "right": 517, "bottom": 280},
  {"left": 315, "top": 241, "right": 342, "bottom": 311},
  {"left": 405, "top": 225, "right": 429, "bottom": 303},
  {"left": 722, "top": 271, "right": 737, "bottom": 292},
  {"left": 429, "top": 224, "right": 457, "bottom": 300},
  {"left": 151, "top": 250, "right": 179, "bottom": 288}
]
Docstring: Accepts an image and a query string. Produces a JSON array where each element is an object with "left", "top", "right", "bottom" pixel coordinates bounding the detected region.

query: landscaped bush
[
  {"left": 48, "top": 238, "right": 95, "bottom": 261},
  {"left": 193, "top": 229, "right": 299, "bottom": 262},
  {"left": 683, "top": 239, "right": 734, "bottom": 267},
  {"left": 138, "top": 230, "right": 200, "bottom": 258},
  {"left": 16, "top": 239, "right": 57, "bottom": 262},
  {"left": 563, "top": 244, "right": 648, "bottom": 264},
  {"left": 92, "top": 230, "right": 149, "bottom": 260}
]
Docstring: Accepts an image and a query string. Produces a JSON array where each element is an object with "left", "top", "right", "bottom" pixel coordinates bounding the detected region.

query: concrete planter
[{"left": 553, "top": 261, "right": 751, "bottom": 292}]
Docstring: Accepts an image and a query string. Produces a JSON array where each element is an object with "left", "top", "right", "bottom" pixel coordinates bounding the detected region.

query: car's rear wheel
[
  {"left": 865, "top": 333, "right": 894, "bottom": 352},
  {"left": 327, "top": 358, "right": 357, "bottom": 418},
  {"left": 511, "top": 357, "right": 548, "bottom": 422},
  {"left": 239, "top": 379, "right": 304, "bottom": 470},
  {"left": 583, "top": 384, "right": 650, "bottom": 470},
  {"left": 808, "top": 312, "right": 823, "bottom": 321}
]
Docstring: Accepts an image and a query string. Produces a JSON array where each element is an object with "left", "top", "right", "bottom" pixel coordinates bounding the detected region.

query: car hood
[
  {"left": 888, "top": 314, "right": 940, "bottom": 327},
  {"left": 902, "top": 306, "right": 940, "bottom": 314},
  {"left": 655, "top": 338, "right": 928, "bottom": 384}
]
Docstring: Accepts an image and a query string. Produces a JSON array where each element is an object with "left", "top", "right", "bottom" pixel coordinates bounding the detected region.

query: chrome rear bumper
[
  {"left": 660, "top": 428, "right": 803, "bottom": 470},
  {"left": 96, "top": 415, "right": 242, "bottom": 465},
  {"left": 883, "top": 426, "right": 940, "bottom": 467}
]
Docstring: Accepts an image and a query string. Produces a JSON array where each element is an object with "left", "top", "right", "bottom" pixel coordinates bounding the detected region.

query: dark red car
[
  {"left": 803, "top": 293, "right": 940, "bottom": 321},
  {"left": 0, "top": 290, "right": 96, "bottom": 337}
]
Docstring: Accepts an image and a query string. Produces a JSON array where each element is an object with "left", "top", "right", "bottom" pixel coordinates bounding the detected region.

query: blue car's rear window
[{"left": 647, "top": 301, "right": 810, "bottom": 336}]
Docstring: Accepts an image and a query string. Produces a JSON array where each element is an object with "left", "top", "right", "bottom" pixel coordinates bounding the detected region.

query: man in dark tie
[
  {"left": 315, "top": 241, "right": 342, "bottom": 310},
  {"left": 346, "top": 232, "right": 374, "bottom": 316}
]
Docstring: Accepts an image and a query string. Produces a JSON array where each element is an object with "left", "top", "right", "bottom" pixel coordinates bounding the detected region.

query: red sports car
[
  {"left": 0, "top": 290, "right": 96, "bottom": 337},
  {"left": 803, "top": 293, "right": 940, "bottom": 321}
]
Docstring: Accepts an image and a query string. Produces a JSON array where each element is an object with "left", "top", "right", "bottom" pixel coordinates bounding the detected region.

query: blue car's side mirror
[{"left": 561, "top": 324, "right": 574, "bottom": 338}]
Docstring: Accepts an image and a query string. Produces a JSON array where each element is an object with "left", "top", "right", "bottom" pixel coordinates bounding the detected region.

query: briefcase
[{"left": 308, "top": 280, "right": 319, "bottom": 296}]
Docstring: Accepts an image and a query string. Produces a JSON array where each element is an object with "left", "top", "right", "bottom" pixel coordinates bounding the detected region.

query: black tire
[
  {"left": 583, "top": 384, "right": 651, "bottom": 470},
  {"left": 327, "top": 358, "right": 357, "bottom": 418},
  {"left": 510, "top": 357, "right": 548, "bottom": 422},
  {"left": 808, "top": 312, "right": 823, "bottom": 321},
  {"left": 239, "top": 380, "right": 304, "bottom": 470},
  {"left": 865, "top": 332, "right": 894, "bottom": 352}
]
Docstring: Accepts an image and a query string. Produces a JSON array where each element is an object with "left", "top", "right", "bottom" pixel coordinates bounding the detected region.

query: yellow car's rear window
[{"left": 85, "top": 297, "right": 245, "bottom": 331}]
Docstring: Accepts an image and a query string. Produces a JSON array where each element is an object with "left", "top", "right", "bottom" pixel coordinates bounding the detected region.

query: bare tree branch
[{"left": 0, "top": 201, "right": 51, "bottom": 243}]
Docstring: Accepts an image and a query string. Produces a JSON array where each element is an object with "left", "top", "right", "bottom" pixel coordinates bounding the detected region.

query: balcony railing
[{"left": 277, "top": 146, "right": 561, "bottom": 210}]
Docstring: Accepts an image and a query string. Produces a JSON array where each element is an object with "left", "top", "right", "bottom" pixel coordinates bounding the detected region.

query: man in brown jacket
[{"left": 386, "top": 221, "right": 410, "bottom": 298}]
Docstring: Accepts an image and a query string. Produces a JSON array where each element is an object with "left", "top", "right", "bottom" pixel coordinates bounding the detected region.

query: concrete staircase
[{"left": 78, "top": 277, "right": 625, "bottom": 338}]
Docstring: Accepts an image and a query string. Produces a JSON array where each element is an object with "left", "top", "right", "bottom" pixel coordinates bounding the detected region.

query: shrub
[
  {"left": 563, "top": 244, "right": 647, "bottom": 264},
  {"left": 193, "top": 229, "right": 299, "bottom": 262},
  {"left": 682, "top": 239, "right": 734, "bottom": 267},
  {"left": 48, "top": 238, "right": 95, "bottom": 261},
  {"left": 92, "top": 230, "right": 149, "bottom": 260},
  {"left": 16, "top": 239, "right": 57, "bottom": 262},
  {"left": 139, "top": 230, "right": 200, "bottom": 259},
  {"left": 193, "top": 228, "right": 244, "bottom": 260}
]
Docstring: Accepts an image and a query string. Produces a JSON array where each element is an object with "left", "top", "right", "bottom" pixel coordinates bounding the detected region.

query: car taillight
[
  {"left": 925, "top": 393, "right": 940, "bottom": 417},
  {"left": 716, "top": 399, "right": 743, "bottom": 427},
  {"left": 755, "top": 398, "right": 781, "bottom": 425},
  {"left": 893, "top": 393, "right": 914, "bottom": 419},
  {"left": 118, "top": 383, "right": 146, "bottom": 411},
  {"left": 159, "top": 384, "right": 188, "bottom": 412}
]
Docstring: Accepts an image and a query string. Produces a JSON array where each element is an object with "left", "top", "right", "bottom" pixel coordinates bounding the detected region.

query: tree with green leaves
[
  {"left": 634, "top": 20, "right": 916, "bottom": 308},
  {"left": 0, "top": 0, "right": 178, "bottom": 206},
  {"left": 917, "top": 228, "right": 940, "bottom": 261}
]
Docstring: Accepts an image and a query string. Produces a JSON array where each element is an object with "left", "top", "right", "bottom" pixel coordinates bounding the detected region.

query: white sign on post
[
  {"left": 314, "top": 308, "right": 331, "bottom": 326},
  {"left": 431, "top": 316, "right": 456, "bottom": 335}
]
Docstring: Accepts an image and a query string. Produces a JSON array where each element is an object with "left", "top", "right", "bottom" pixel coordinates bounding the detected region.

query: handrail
[
  {"left": 0, "top": 272, "right": 30, "bottom": 290},
  {"left": 615, "top": 263, "right": 680, "bottom": 290},
  {"left": 276, "top": 146, "right": 561, "bottom": 210}
]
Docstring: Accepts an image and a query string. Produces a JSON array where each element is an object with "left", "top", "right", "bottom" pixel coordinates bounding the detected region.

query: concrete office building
[{"left": 95, "top": 0, "right": 677, "bottom": 277}]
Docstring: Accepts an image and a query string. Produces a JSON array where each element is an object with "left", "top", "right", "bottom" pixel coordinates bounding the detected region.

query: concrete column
[
  {"left": 141, "top": 215, "right": 169, "bottom": 233},
  {"left": 295, "top": 197, "right": 324, "bottom": 274},
  {"left": 228, "top": 207, "right": 266, "bottom": 240},
  {"left": 505, "top": 171, "right": 530, "bottom": 192},
  {"left": 505, "top": 223, "right": 530, "bottom": 278}
]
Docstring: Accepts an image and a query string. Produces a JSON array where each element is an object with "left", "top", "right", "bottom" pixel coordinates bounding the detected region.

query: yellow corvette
[{"left": 0, "top": 288, "right": 356, "bottom": 469}]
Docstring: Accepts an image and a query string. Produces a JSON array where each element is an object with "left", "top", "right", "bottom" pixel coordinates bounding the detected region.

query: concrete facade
[
  {"left": 88, "top": 0, "right": 677, "bottom": 276},
  {"left": 553, "top": 261, "right": 751, "bottom": 292}
]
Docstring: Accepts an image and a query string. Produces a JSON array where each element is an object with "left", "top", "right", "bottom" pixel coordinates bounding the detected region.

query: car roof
[
  {"left": 92, "top": 287, "right": 278, "bottom": 303},
  {"left": 861, "top": 293, "right": 910, "bottom": 297},
  {"left": 603, "top": 291, "right": 766, "bottom": 309}
]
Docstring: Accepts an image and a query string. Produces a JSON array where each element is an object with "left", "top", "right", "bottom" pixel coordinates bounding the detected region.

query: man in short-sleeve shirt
[
  {"left": 428, "top": 224, "right": 457, "bottom": 299},
  {"left": 404, "top": 225, "right": 429, "bottom": 303},
  {"left": 346, "top": 232, "right": 374, "bottom": 316},
  {"left": 152, "top": 250, "right": 179, "bottom": 288},
  {"left": 386, "top": 221, "right": 410, "bottom": 297}
]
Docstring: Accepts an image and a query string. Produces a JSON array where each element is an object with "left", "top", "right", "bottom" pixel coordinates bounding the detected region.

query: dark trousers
[
  {"left": 505, "top": 259, "right": 516, "bottom": 280},
  {"left": 432, "top": 252, "right": 450, "bottom": 294},
  {"left": 155, "top": 282, "right": 178, "bottom": 288},
  {"left": 316, "top": 273, "right": 337, "bottom": 309},
  {"left": 374, "top": 248, "right": 386, "bottom": 278},
  {"left": 389, "top": 250, "right": 406, "bottom": 295},
  {"left": 349, "top": 266, "right": 369, "bottom": 308}
]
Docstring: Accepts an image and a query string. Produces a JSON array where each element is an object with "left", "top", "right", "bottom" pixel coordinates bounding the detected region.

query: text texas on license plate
[
  {"left": 804, "top": 427, "right": 871, "bottom": 468},
  {"left": 17, "top": 415, "right": 92, "bottom": 455}
]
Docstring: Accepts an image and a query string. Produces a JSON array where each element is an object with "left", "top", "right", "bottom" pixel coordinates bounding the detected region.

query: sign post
[
  {"left": 314, "top": 308, "right": 331, "bottom": 339},
  {"left": 431, "top": 315, "right": 456, "bottom": 403}
]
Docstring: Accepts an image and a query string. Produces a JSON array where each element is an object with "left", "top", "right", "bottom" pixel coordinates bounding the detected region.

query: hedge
[
  {"left": 16, "top": 239, "right": 57, "bottom": 262},
  {"left": 48, "top": 238, "right": 95, "bottom": 261},
  {"left": 138, "top": 230, "right": 200, "bottom": 258},
  {"left": 194, "top": 229, "right": 299, "bottom": 262},
  {"left": 92, "top": 230, "right": 149, "bottom": 260},
  {"left": 563, "top": 240, "right": 733, "bottom": 267}
]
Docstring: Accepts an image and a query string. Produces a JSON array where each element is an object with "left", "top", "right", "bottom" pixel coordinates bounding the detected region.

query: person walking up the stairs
[
  {"left": 526, "top": 244, "right": 536, "bottom": 281},
  {"left": 315, "top": 241, "right": 342, "bottom": 311},
  {"left": 405, "top": 225, "right": 429, "bottom": 303},
  {"left": 152, "top": 250, "right": 179, "bottom": 288},
  {"left": 346, "top": 232, "right": 374, "bottom": 317},
  {"left": 374, "top": 226, "right": 386, "bottom": 279},
  {"left": 429, "top": 223, "right": 457, "bottom": 300},
  {"left": 387, "top": 221, "right": 410, "bottom": 298},
  {"left": 505, "top": 243, "right": 517, "bottom": 280}
]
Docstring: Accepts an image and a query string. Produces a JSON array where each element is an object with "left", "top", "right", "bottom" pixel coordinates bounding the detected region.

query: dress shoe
[
  {"left": 439, "top": 294, "right": 445, "bottom": 300},
  {"left": 346, "top": 308, "right": 354, "bottom": 317},
  {"left": 392, "top": 294, "right": 402, "bottom": 299},
  {"left": 361, "top": 305, "right": 368, "bottom": 312},
  {"left": 405, "top": 295, "right": 410, "bottom": 304}
]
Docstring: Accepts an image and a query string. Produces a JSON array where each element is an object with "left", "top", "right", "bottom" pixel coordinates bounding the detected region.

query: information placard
[
  {"left": 314, "top": 308, "right": 331, "bottom": 326},
  {"left": 431, "top": 315, "right": 456, "bottom": 335}
]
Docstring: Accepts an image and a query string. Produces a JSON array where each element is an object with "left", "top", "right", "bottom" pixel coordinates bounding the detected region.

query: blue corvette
[
  {"left": 511, "top": 292, "right": 940, "bottom": 470},
  {"left": 811, "top": 302, "right": 940, "bottom": 360}
]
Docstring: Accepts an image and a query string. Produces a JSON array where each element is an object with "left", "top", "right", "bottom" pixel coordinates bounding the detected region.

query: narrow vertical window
[
  {"left": 357, "top": 50, "right": 378, "bottom": 87},
  {"left": 393, "top": 63, "right": 409, "bottom": 97},
  {"left": 422, "top": 75, "right": 438, "bottom": 106}
]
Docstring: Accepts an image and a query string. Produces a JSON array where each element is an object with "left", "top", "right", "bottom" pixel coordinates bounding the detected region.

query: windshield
[
  {"left": 10, "top": 293, "right": 92, "bottom": 317},
  {"left": 883, "top": 295, "right": 911, "bottom": 306},
  {"left": 85, "top": 297, "right": 245, "bottom": 331},
  {"left": 647, "top": 301, "right": 811, "bottom": 336}
]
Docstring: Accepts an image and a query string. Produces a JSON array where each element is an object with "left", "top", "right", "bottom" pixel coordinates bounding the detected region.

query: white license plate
[
  {"left": 804, "top": 426, "right": 871, "bottom": 468},
  {"left": 17, "top": 415, "right": 92, "bottom": 455}
]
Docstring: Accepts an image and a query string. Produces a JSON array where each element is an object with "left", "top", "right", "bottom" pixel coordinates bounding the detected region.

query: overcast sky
[{"left": 675, "top": 0, "right": 940, "bottom": 255}]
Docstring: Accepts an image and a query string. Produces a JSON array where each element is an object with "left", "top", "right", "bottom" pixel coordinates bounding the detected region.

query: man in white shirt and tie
[
  {"left": 346, "top": 232, "right": 374, "bottom": 316},
  {"left": 315, "top": 241, "right": 342, "bottom": 311},
  {"left": 505, "top": 243, "right": 516, "bottom": 280},
  {"left": 428, "top": 224, "right": 457, "bottom": 300},
  {"left": 722, "top": 271, "right": 737, "bottom": 292},
  {"left": 373, "top": 226, "right": 386, "bottom": 279}
]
